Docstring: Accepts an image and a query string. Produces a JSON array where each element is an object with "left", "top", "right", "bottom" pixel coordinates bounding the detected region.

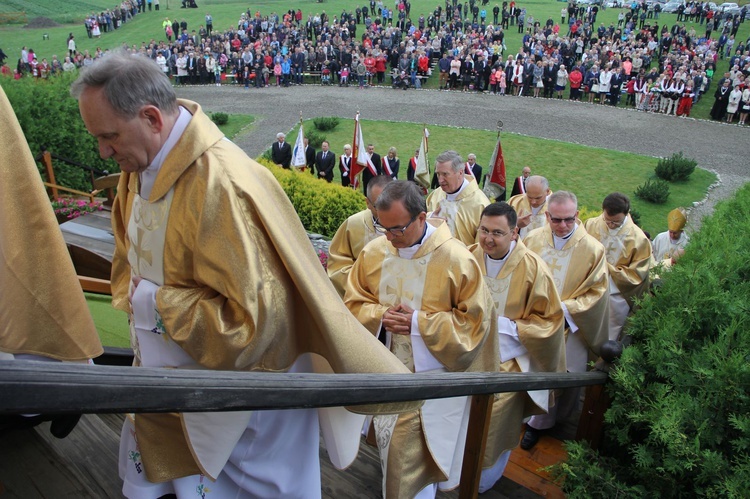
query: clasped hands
[{"left": 383, "top": 304, "right": 415, "bottom": 336}]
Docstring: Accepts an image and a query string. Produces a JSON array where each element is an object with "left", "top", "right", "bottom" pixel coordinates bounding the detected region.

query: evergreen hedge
[
  {"left": 256, "top": 158, "right": 366, "bottom": 238},
  {"left": 655, "top": 152, "right": 697, "bottom": 182},
  {"left": 3, "top": 75, "right": 117, "bottom": 192},
  {"left": 557, "top": 183, "right": 750, "bottom": 497},
  {"left": 635, "top": 178, "right": 671, "bottom": 204}
]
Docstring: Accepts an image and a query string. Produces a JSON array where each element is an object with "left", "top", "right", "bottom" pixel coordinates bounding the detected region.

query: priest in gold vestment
[
  {"left": 584, "top": 193, "right": 652, "bottom": 342},
  {"left": 521, "top": 191, "right": 609, "bottom": 450},
  {"left": 425, "top": 150, "right": 490, "bottom": 246},
  {"left": 0, "top": 84, "right": 102, "bottom": 437},
  {"left": 327, "top": 175, "right": 392, "bottom": 297},
  {"left": 507, "top": 175, "right": 551, "bottom": 238},
  {"left": 345, "top": 181, "right": 498, "bottom": 499},
  {"left": 469, "top": 203, "right": 566, "bottom": 493},
  {"left": 72, "top": 52, "right": 417, "bottom": 499}
]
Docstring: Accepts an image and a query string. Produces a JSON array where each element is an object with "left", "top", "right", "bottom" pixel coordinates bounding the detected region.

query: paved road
[{"left": 176, "top": 84, "right": 749, "bottom": 232}]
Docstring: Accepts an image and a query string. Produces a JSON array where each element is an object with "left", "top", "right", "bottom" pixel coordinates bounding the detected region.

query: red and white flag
[
  {"left": 350, "top": 113, "right": 377, "bottom": 188},
  {"left": 483, "top": 134, "right": 507, "bottom": 201}
]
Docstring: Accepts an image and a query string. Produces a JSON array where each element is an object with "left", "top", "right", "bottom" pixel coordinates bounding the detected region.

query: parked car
[
  {"left": 717, "top": 2, "right": 741, "bottom": 15},
  {"left": 662, "top": 1, "right": 683, "bottom": 12}
]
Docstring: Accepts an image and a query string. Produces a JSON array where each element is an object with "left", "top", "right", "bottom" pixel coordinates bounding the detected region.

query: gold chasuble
[
  {"left": 110, "top": 100, "right": 418, "bottom": 483},
  {"left": 468, "top": 242, "right": 566, "bottom": 467},
  {"left": 508, "top": 194, "right": 549, "bottom": 239},
  {"left": 0, "top": 86, "right": 102, "bottom": 361},
  {"left": 524, "top": 225, "right": 609, "bottom": 362},
  {"left": 327, "top": 208, "right": 382, "bottom": 297},
  {"left": 345, "top": 221, "right": 498, "bottom": 498},
  {"left": 425, "top": 180, "right": 490, "bottom": 246},
  {"left": 583, "top": 215, "right": 652, "bottom": 308}
]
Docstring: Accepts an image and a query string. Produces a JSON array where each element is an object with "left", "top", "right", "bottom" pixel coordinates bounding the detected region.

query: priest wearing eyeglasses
[
  {"left": 508, "top": 175, "right": 551, "bottom": 239},
  {"left": 583, "top": 192, "right": 652, "bottom": 342},
  {"left": 468, "top": 203, "right": 567, "bottom": 493},
  {"left": 344, "top": 180, "right": 499, "bottom": 499},
  {"left": 521, "top": 191, "right": 610, "bottom": 451}
]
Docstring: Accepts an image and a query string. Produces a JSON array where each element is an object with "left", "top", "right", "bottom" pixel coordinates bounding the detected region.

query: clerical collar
[
  {"left": 139, "top": 106, "right": 193, "bottom": 200},
  {"left": 607, "top": 215, "right": 629, "bottom": 236},
  {"left": 445, "top": 178, "right": 469, "bottom": 201},
  {"left": 484, "top": 240, "right": 516, "bottom": 279},
  {"left": 398, "top": 222, "right": 435, "bottom": 259},
  {"left": 553, "top": 224, "right": 577, "bottom": 250}
]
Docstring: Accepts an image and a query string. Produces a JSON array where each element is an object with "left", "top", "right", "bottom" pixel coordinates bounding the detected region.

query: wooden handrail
[{"left": 0, "top": 361, "right": 607, "bottom": 415}]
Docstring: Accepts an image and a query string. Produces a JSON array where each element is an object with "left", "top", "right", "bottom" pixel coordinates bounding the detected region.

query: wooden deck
[{"left": 0, "top": 414, "right": 550, "bottom": 498}]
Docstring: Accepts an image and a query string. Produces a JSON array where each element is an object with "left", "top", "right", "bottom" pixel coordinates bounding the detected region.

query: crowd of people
[{"left": 4, "top": 0, "right": 749, "bottom": 122}]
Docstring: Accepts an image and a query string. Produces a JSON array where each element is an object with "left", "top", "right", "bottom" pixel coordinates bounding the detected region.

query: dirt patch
[{"left": 25, "top": 17, "right": 62, "bottom": 29}]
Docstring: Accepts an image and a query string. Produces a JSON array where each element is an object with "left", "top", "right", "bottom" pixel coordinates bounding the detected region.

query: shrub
[
  {"left": 313, "top": 117, "right": 340, "bottom": 131},
  {"left": 256, "top": 157, "right": 366, "bottom": 237},
  {"left": 629, "top": 207, "right": 642, "bottom": 227},
  {"left": 634, "top": 179, "right": 670, "bottom": 204},
  {"left": 210, "top": 112, "right": 229, "bottom": 126},
  {"left": 556, "top": 184, "right": 750, "bottom": 497},
  {"left": 655, "top": 152, "right": 697, "bottom": 182},
  {"left": 305, "top": 129, "right": 325, "bottom": 149},
  {"left": 3, "top": 74, "right": 117, "bottom": 192}
]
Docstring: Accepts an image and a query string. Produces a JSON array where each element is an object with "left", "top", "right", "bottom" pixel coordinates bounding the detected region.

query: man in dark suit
[
  {"left": 510, "top": 166, "right": 531, "bottom": 197},
  {"left": 465, "top": 153, "right": 483, "bottom": 185},
  {"left": 272, "top": 132, "right": 292, "bottom": 168},
  {"left": 304, "top": 138, "right": 316, "bottom": 174},
  {"left": 314, "top": 141, "right": 336, "bottom": 182},
  {"left": 187, "top": 51, "right": 198, "bottom": 84},
  {"left": 362, "top": 143, "right": 381, "bottom": 193}
]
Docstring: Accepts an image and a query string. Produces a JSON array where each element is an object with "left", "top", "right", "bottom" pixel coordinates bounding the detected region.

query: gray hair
[
  {"left": 526, "top": 175, "right": 549, "bottom": 191},
  {"left": 70, "top": 50, "right": 177, "bottom": 119},
  {"left": 548, "top": 190, "right": 578, "bottom": 209},
  {"left": 375, "top": 180, "right": 426, "bottom": 218},
  {"left": 435, "top": 150, "right": 463, "bottom": 172},
  {"left": 277, "top": 132, "right": 286, "bottom": 139}
]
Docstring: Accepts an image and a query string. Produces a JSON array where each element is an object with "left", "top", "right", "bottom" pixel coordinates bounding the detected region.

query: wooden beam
[
  {"left": 78, "top": 276, "right": 111, "bottom": 295},
  {"left": 0, "top": 362, "right": 607, "bottom": 415},
  {"left": 458, "top": 394, "right": 494, "bottom": 499}
]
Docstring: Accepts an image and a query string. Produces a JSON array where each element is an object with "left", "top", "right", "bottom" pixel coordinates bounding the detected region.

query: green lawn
[
  {"left": 211, "top": 112, "right": 255, "bottom": 139},
  {"left": 84, "top": 292, "right": 129, "bottom": 348},
  {"left": 286, "top": 118, "right": 715, "bottom": 236}
]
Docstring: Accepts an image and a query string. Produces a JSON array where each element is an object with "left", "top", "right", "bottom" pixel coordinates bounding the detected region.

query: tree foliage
[
  {"left": 655, "top": 152, "right": 697, "bottom": 182},
  {"left": 3, "top": 75, "right": 117, "bottom": 192},
  {"left": 558, "top": 184, "right": 750, "bottom": 497}
]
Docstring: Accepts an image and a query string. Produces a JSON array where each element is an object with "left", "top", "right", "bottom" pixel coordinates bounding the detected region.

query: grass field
[
  {"left": 2, "top": 0, "right": 748, "bottom": 122},
  {"left": 284, "top": 118, "right": 715, "bottom": 236}
]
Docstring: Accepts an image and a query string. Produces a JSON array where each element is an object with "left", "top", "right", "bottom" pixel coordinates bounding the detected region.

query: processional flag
[
  {"left": 414, "top": 127, "right": 430, "bottom": 190},
  {"left": 350, "top": 113, "right": 377, "bottom": 189},
  {"left": 291, "top": 117, "right": 307, "bottom": 169},
  {"left": 0, "top": 86, "right": 102, "bottom": 360},
  {"left": 483, "top": 132, "right": 507, "bottom": 201}
]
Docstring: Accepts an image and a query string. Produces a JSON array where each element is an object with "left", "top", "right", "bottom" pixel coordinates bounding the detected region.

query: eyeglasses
[
  {"left": 549, "top": 217, "right": 576, "bottom": 225},
  {"left": 603, "top": 217, "right": 625, "bottom": 228},
  {"left": 374, "top": 215, "right": 418, "bottom": 236},
  {"left": 478, "top": 227, "right": 510, "bottom": 238}
]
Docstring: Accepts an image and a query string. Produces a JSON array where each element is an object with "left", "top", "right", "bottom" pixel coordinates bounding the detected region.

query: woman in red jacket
[{"left": 569, "top": 66, "right": 583, "bottom": 101}]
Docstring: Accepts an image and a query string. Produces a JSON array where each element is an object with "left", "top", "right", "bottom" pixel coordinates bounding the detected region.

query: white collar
[
  {"left": 139, "top": 106, "right": 192, "bottom": 200},
  {"left": 398, "top": 222, "right": 436, "bottom": 259},
  {"left": 553, "top": 224, "right": 577, "bottom": 250},
  {"left": 445, "top": 178, "right": 469, "bottom": 201},
  {"left": 484, "top": 240, "right": 517, "bottom": 279}
]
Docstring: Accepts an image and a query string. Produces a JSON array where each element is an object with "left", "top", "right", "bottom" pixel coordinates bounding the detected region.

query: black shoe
[{"left": 520, "top": 425, "right": 542, "bottom": 450}]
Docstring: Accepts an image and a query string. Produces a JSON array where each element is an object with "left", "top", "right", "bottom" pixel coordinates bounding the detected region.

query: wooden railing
[
  {"left": 0, "top": 359, "right": 613, "bottom": 498},
  {"left": 37, "top": 150, "right": 119, "bottom": 206}
]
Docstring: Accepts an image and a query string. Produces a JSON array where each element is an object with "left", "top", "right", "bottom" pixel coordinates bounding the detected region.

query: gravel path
[{"left": 176, "top": 85, "right": 749, "bottom": 233}]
